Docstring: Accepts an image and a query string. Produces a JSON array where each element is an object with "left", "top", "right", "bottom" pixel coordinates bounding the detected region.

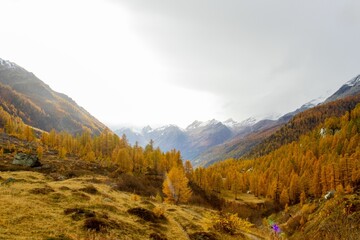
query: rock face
[{"left": 12, "top": 153, "right": 41, "bottom": 167}]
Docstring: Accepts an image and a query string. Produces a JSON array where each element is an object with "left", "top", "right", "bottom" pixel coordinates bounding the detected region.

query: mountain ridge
[
  {"left": 0, "top": 57, "right": 106, "bottom": 134},
  {"left": 116, "top": 74, "right": 360, "bottom": 166}
]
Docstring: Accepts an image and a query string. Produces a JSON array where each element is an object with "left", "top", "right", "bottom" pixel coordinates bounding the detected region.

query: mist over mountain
[
  {"left": 115, "top": 95, "right": 326, "bottom": 165},
  {"left": 116, "top": 74, "right": 360, "bottom": 166},
  {"left": 115, "top": 117, "right": 258, "bottom": 162},
  {"left": 195, "top": 74, "right": 360, "bottom": 166}
]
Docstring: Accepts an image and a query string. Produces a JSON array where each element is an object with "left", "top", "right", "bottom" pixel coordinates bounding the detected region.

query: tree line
[
  {"left": 0, "top": 105, "right": 193, "bottom": 204},
  {"left": 192, "top": 103, "right": 360, "bottom": 208}
]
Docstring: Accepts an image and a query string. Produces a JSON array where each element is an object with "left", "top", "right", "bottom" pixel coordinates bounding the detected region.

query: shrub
[
  {"left": 29, "top": 186, "right": 55, "bottom": 195},
  {"left": 213, "top": 212, "right": 253, "bottom": 235},
  {"left": 127, "top": 207, "right": 165, "bottom": 223},
  {"left": 189, "top": 232, "right": 219, "bottom": 240},
  {"left": 149, "top": 233, "right": 168, "bottom": 240},
  {"left": 79, "top": 185, "right": 98, "bottom": 195},
  {"left": 152, "top": 206, "right": 165, "bottom": 219},
  {"left": 131, "top": 193, "right": 140, "bottom": 201},
  {"left": 301, "top": 203, "right": 317, "bottom": 215},
  {"left": 64, "top": 208, "right": 96, "bottom": 221},
  {"left": 83, "top": 217, "right": 108, "bottom": 232},
  {"left": 155, "top": 192, "right": 163, "bottom": 203}
]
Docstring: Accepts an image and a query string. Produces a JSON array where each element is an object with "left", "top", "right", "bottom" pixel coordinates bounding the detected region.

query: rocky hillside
[
  {"left": 325, "top": 74, "right": 360, "bottom": 103},
  {"left": 0, "top": 58, "right": 106, "bottom": 134}
]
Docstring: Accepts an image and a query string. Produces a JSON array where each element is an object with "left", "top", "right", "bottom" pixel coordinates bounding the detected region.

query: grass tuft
[
  {"left": 128, "top": 207, "right": 164, "bottom": 223},
  {"left": 79, "top": 185, "right": 98, "bottom": 195},
  {"left": 83, "top": 217, "right": 108, "bottom": 232},
  {"left": 189, "top": 232, "right": 219, "bottom": 240},
  {"left": 29, "top": 186, "right": 55, "bottom": 195},
  {"left": 64, "top": 208, "right": 96, "bottom": 221},
  {"left": 149, "top": 232, "right": 168, "bottom": 240}
]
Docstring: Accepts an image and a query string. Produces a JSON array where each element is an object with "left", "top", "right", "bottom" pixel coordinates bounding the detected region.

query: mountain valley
[
  {"left": 1, "top": 58, "right": 360, "bottom": 239},
  {"left": 116, "top": 75, "right": 360, "bottom": 167}
]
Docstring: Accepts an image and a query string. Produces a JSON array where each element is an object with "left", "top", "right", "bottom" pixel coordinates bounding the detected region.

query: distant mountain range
[
  {"left": 115, "top": 118, "right": 243, "bottom": 161},
  {"left": 2, "top": 57, "right": 359, "bottom": 167},
  {"left": 116, "top": 74, "right": 360, "bottom": 166},
  {"left": 0, "top": 58, "right": 106, "bottom": 134},
  {"left": 114, "top": 102, "right": 317, "bottom": 165}
]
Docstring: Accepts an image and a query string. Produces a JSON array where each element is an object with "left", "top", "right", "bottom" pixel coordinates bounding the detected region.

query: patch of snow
[
  {"left": 199, "top": 119, "right": 220, "bottom": 127},
  {"left": 223, "top": 118, "right": 238, "bottom": 128},
  {"left": 128, "top": 127, "right": 142, "bottom": 134},
  {"left": 262, "top": 113, "right": 282, "bottom": 121},
  {"left": 186, "top": 120, "right": 203, "bottom": 130},
  {"left": 238, "top": 117, "right": 257, "bottom": 127},
  {"left": 301, "top": 96, "right": 326, "bottom": 109},
  {"left": 154, "top": 124, "right": 184, "bottom": 132},
  {"left": 0, "top": 58, "right": 16, "bottom": 69},
  {"left": 345, "top": 75, "right": 360, "bottom": 87}
]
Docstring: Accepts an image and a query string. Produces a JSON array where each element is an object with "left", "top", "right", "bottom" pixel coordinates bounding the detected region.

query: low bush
[
  {"left": 79, "top": 185, "right": 98, "bottom": 195},
  {"left": 128, "top": 207, "right": 165, "bottom": 223},
  {"left": 152, "top": 206, "right": 165, "bottom": 219},
  {"left": 213, "top": 212, "right": 253, "bottom": 235},
  {"left": 29, "top": 186, "right": 55, "bottom": 195},
  {"left": 83, "top": 217, "right": 108, "bottom": 232},
  {"left": 64, "top": 208, "right": 95, "bottom": 221},
  {"left": 149, "top": 232, "right": 168, "bottom": 240},
  {"left": 189, "top": 232, "right": 219, "bottom": 240}
]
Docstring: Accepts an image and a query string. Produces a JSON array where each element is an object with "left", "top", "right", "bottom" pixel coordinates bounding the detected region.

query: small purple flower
[{"left": 272, "top": 224, "right": 281, "bottom": 234}]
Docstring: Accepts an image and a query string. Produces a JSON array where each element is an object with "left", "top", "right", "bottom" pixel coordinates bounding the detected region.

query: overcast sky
[{"left": 1, "top": 0, "right": 360, "bottom": 128}]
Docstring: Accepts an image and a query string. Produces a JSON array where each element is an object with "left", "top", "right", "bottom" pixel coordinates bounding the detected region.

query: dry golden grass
[
  {"left": 0, "top": 171, "right": 253, "bottom": 240},
  {"left": 221, "top": 190, "right": 266, "bottom": 204}
]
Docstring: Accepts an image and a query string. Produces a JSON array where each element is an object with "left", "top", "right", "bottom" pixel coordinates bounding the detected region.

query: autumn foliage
[
  {"left": 163, "top": 166, "right": 192, "bottom": 204},
  {"left": 193, "top": 103, "right": 360, "bottom": 207},
  {"left": 248, "top": 95, "right": 360, "bottom": 158}
]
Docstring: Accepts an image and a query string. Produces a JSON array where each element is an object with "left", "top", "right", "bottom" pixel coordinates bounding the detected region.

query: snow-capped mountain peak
[
  {"left": 325, "top": 74, "right": 360, "bottom": 103},
  {"left": 301, "top": 96, "right": 325, "bottom": 109},
  {"left": 238, "top": 117, "right": 257, "bottom": 127},
  {"left": 223, "top": 118, "right": 238, "bottom": 128},
  {"left": 200, "top": 119, "right": 220, "bottom": 127},
  {"left": 186, "top": 120, "right": 203, "bottom": 130},
  {"left": 154, "top": 124, "right": 184, "bottom": 132},
  {"left": 345, "top": 75, "right": 360, "bottom": 87},
  {"left": 186, "top": 119, "right": 221, "bottom": 130},
  {"left": 0, "top": 58, "right": 16, "bottom": 69}
]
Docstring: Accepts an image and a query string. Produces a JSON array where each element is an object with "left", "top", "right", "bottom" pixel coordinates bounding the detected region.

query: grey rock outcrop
[{"left": 12, "top": 153, "right": 41, "bottom": 167}]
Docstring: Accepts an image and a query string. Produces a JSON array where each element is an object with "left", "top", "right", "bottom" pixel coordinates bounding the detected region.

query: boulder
[
  {"left": 324, "top": 190, "right": 335, "bottom": 200},
  {"left": 12, "top": 153, "right": 41, "bottom": 167}
]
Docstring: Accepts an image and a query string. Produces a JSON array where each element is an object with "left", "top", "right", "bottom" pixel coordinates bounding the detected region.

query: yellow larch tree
[
  {"left": 36, "top": 145, "right": 44, "bottom": 159},
  {"left": 184, "top": 160, "right": 194, "bottom": 180},
  {"left": 163, "top": 166, "right": 192, "bottom": 204}
]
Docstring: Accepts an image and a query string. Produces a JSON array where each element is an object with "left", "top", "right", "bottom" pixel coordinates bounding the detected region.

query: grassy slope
[
  {"left": 0, "top": 132, "right": 261, "bottom": 240},
  {"left": 265, "top": 192, "right": 360, "bottom": 239},
  {"left": 0, "top": 171, "right": 220, "bottom": 240}
]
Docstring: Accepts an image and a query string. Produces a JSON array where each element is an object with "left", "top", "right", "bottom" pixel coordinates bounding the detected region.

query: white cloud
[{"left": 1, "top": 0, "right": 360, "bottom": 128}]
